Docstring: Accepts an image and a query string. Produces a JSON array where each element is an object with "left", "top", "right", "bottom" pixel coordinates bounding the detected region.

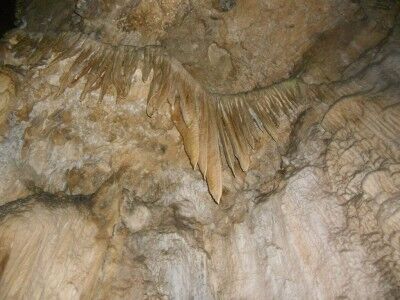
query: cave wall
[{"left": 0, "top": 0, "right": 400, "bottom": 299}]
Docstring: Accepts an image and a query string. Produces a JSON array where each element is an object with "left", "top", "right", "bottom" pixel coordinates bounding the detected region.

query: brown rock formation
[{"left": 0, "top": 0, "right": 399, "bottom": 298}]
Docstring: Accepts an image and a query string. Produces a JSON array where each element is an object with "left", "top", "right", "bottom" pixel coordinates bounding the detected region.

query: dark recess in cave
[{"left": 0, "top": 0, "right": 17, "bottom": 37}]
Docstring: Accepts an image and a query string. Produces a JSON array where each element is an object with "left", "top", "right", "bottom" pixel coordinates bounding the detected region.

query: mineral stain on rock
[{"left": 218, "top": 0, "right": 236, "bottom": 11}]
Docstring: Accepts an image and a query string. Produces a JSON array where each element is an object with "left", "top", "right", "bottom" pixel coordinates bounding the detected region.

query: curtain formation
[{"left": 6, "top": 30, "right": 355, "bottom": 202}]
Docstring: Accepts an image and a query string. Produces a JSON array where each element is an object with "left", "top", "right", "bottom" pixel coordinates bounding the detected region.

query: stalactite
[{"left": 6, "top": 30, "right": 356, "bottom": 202}]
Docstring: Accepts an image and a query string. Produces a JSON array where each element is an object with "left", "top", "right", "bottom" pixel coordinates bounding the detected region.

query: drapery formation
[{"left": 6, "top": 30, "right": 361, "bottom": 202}]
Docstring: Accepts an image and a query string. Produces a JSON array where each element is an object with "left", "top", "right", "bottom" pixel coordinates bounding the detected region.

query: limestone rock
[{"left": 0, "top": 0, "right": 400, "bottom": 299}]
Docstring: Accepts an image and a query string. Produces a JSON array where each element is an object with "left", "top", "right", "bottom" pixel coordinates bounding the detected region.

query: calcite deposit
[{"left": 0, "top": 0, "right": 399, "bottom": 299}]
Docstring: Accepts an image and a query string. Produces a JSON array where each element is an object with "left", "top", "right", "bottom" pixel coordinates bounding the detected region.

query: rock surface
[{"left": 0, "top": 0, "right": 400, "bottom": 299}]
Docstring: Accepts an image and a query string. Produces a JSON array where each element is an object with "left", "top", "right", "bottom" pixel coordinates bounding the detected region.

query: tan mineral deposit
[{"left": 0, "top": 0, "right": 399, "bottom": 299}]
